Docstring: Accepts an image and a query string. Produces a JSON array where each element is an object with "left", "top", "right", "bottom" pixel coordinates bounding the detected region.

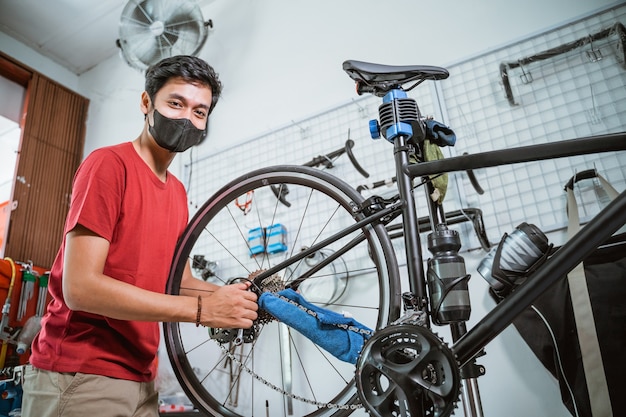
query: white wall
[
  {"left": 0, "top": 32, "right": 79, "bottom": 92},
  {"left": 76, "top": 0, "right": 621, "bottom": 166},
  {"left": 2, "top": 0, "right": 619, "bottom": 157}
]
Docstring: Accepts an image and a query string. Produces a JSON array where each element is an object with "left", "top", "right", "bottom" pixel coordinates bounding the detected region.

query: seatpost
[{"left": 394, "top": 136, "right": 429, "bottom": 310}]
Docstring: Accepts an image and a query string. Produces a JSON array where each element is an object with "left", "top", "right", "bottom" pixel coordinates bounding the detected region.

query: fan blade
[{"left": 122, "top": 33, "right": 161, "bottom": 66}]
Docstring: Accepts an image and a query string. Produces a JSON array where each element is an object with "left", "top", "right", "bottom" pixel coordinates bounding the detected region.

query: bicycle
[{"left": 163, "top": 60, "right": 626, "bottom": 417}]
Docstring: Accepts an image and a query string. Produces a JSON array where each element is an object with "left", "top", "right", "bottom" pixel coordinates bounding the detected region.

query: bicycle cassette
[
  {"left": 355, "top": 324, "right": 460, "bottom": 417},
  {"left": 249, "top": 271, "right": 286, "bottom": 325}
]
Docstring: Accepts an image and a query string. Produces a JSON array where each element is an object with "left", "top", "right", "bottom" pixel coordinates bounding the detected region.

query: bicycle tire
[{"left": 164, "top": 165, "right": 402, "bottom": 417}]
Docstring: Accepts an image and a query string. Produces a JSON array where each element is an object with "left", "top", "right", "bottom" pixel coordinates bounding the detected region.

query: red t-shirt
[{"left": 30, "top": 142, "right": 189, "bottom": 382}]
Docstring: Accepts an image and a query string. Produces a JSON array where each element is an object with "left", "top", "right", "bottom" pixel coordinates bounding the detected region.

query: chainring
[{"left": 355, "top": 324, "right": 460, "bottom": 417}]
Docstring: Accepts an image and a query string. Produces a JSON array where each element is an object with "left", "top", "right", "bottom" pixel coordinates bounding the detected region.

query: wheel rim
[{"left": 164, "top": 166, "right": 400, "bottom": 416}]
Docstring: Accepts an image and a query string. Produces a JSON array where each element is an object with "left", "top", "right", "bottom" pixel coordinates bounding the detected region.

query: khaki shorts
[{"left": 21, "top": 365, "right": 158, "bottom": 417}]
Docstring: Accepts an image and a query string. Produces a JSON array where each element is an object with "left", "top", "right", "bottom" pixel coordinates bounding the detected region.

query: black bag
[
  {"left": 500, "top": 170, "right": 626, "bottom": 416},
  {"left": 511, "top": 235, "right": 626, "bottom": 416}
]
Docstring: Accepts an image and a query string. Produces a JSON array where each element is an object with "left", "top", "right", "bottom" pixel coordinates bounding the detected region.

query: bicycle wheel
[{"left": 164, "top": 165, "right": 401, "bottom": 417}]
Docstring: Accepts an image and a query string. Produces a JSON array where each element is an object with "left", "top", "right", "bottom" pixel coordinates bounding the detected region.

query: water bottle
[
  {"left": 16, "top": 315, "right": 42, "bottom": 355},
  {"left": 427, "top": 224, "right": 471, "bottom": 325},
  {"left": 477, "top": 222, "right": 550, "bottom": 295}
]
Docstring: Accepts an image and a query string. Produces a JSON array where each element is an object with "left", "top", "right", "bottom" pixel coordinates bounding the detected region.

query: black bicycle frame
[
  {"left": 399, "top": 131, "right": 626, "bottom": 366},
  {"left": 251, "top": 131, "right": 626, "bottom": 370}
]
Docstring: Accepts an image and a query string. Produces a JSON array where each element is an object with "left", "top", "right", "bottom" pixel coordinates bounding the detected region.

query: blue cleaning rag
[
  {"left": 258, "top": 289, "right": 373, "bottom": 364},
  {"left": 425, "top": 120, "right": 456, "bottom": 147}
]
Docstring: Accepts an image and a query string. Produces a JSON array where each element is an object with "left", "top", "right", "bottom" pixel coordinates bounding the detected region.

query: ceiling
[{"left": 0, "top": 0, "right": 214, "bottom": 75}]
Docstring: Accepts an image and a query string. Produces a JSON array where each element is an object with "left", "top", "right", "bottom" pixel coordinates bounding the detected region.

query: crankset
[{"left": 355, "top": 323, "right": 460, "bottom": 417}]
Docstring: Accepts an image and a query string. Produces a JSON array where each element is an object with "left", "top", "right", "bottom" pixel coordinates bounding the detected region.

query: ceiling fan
[{"left": 116, "top": 0, "right": 212, "bottom": 71}]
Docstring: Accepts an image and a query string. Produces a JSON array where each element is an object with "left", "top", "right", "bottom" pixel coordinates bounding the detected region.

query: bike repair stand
[
  {"left": 376, "top": 87, "right": 488, "bottom": 417},
  {"left": 348, "top": 59, "right": 488, "bottom": 415}
]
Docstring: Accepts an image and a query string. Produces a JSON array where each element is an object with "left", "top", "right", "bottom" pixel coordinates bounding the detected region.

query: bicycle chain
[
  {"left": 217, "top": 342, "right": 362, "bottom": 410},
  {"left": 253, "top": 272, "right": 374, "bottom": 337},
  {"left": 243, "top": 273, "right": 437, "bottom": 411},
  {"left": 214, "top": 271, "right": 366, "bottom": 410}
]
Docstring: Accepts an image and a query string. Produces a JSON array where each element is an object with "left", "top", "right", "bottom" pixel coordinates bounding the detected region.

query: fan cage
[{"left": 117, "top": 0, "right": 210, "bottom": 71}]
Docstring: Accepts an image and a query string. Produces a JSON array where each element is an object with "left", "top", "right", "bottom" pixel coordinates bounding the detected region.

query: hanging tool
[
  {"left": 278, "top": 323, "right": 294, "bottom": 414},
  {"left": 0, "top": 257, "right": 17, "bottom": 369},
  {"left": 234, "top": 190, "right": 254, "bottom": 215},
  {"left": 17, "top": 262, "right": 37, "bottom": 321},
  {"left": 271, "top": 136, "right": 370, "bottom": 207},
  {"left": 36, "top": 272, "right": 49, "bottom": 317},
  {"left": 0, "top": 258, "right": 17, "bottom": 340}
]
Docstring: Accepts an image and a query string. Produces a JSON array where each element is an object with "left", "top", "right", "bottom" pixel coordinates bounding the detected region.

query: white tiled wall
[{"left": 442, "top": 5, "right": 626, "bottom": 247}]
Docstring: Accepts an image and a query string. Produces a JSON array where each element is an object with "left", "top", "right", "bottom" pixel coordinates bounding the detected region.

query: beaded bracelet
[{"left": 195, "top": 295, "right": 202, "bottom": 327}]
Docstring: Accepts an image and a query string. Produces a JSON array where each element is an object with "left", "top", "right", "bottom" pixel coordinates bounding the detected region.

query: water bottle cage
[{"left": 429, "top": 272, "right": 471, "bottom": 321}]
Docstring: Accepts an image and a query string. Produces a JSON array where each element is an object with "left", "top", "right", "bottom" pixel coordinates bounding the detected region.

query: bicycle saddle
[{"left": 343, "top": 60, "right": 449, "bottom": 96}]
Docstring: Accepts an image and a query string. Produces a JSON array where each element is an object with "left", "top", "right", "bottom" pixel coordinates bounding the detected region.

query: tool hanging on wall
[
  {"left": 36, "top": 272, "right": 49, "bottom": 317},
  {"left": 585, "top": 34, "right": 604, "bottom": 62},
  {"left": 586, "top": 84, "right": 602, "bottom": 125},
  {"left": 499, "top": 22, "right": 626, "bottom": 106},
  {"left": 191, "top": 255, "right": 219, "bottom": 282},
  {"left": 0, "top": 258, "right": 17, "bottom": 341},
  {"left": 234, "top": 190, "right": 254, "bottom": 215},
  {"left": 271, "top": 135, "right": 370, "bottom": 207},
  {"left": 17, "top": 262, "right": 37, "bottom": 321},
  {"left": 300, "top": 135, "right": 369, "bottom": 177}
]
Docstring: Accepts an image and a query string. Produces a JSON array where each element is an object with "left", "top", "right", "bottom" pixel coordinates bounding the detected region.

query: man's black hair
[{"left": 145, "top": 55, "right": 223, "bottom": 114}]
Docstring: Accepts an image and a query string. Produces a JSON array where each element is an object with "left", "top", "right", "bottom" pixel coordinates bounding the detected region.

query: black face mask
[{"left": 149, "top": 109, "right": 207, "bottom": 153}]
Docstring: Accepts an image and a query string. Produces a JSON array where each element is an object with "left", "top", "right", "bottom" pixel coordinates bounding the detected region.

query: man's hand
[{"left": 200, "top": 282, "right": 258, "bottom": 329}]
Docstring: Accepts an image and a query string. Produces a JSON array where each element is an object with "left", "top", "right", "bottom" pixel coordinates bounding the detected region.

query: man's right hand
[{"left": 199, "top": 282, "right": 258, "bottom": 329}]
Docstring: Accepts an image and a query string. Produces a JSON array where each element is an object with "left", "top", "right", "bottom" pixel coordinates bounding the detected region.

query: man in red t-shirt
[{"left": 22, "top": 56, "right": 258, "bottom": 417}]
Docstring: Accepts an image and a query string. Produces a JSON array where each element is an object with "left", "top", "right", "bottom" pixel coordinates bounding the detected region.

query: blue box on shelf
[
  {"left": 247, "top": 227, "right": 265, "bottom": 257},
  {"left": 266, "top": 223, "right": 288, "bottom": 254}
]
